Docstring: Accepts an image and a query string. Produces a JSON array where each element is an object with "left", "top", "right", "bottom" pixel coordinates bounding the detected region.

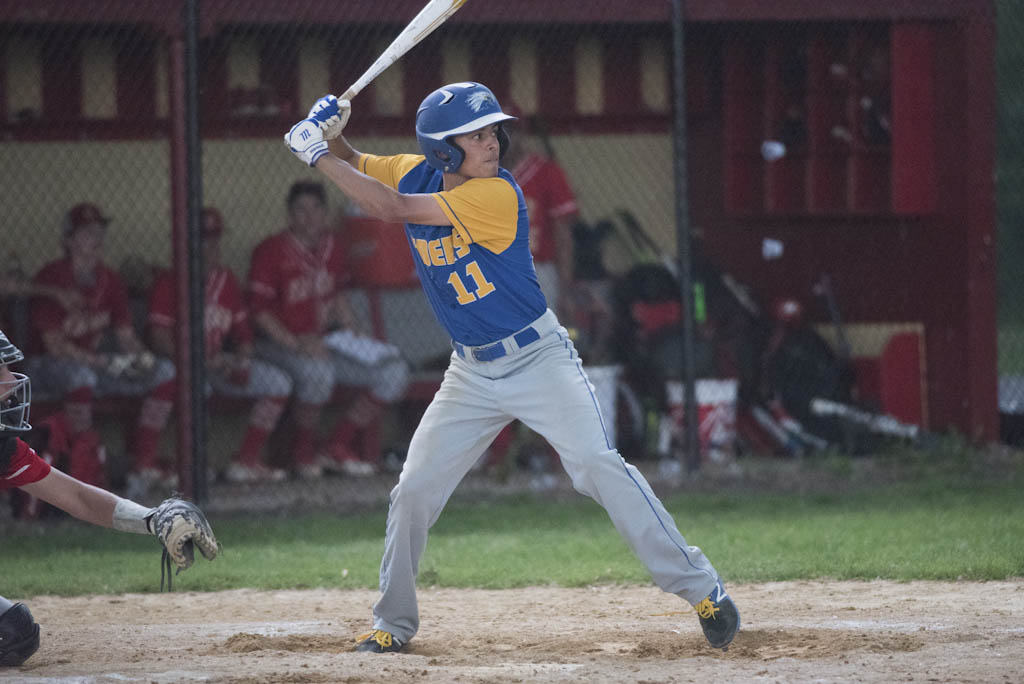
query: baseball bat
[
  {"left": 340, "top": 0, "right": 468, "bottom": 102},
  {"left": 809, "top": 397, "right": 922, "bottom": 442}
]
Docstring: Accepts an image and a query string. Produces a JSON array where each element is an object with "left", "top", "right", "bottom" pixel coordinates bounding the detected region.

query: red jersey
[
  {"left": 510, "top": 153, "right": 579, "bottom": 264},
  {"left": 1, "top": 438, "right": 51, "bottom": 490},
  {"left": 247, "top": 230, "right": 347, "bottom": 336},
  {"left": 31, "top": 258, "right": 131, "bottom": 353},
  {"left": 149, "top": 266, "right": 252, "bottom": 357}
]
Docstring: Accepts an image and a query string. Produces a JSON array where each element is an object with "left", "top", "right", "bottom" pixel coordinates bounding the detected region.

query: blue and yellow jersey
[{"left": 358, "top": 153, "right": 547, "bottom": 346}]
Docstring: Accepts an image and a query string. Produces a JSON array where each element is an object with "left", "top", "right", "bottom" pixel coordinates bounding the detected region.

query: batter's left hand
[
  {"left": 284, "top": 118, "right": 329, "bottom": 167},
  {"left": 307, "top": 94, "right": 351, "bottom": 140}
]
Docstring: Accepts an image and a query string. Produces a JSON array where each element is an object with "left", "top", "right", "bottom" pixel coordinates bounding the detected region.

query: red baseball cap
[
  {"left": 202, "top": 207, "right": 225, "bottom": 237},
  {"left": 64, "top": 202, "right": 111, "bottom": 235}
]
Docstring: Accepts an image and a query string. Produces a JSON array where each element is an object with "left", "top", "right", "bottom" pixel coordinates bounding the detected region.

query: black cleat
[
  {"left": 695, "top": 580, "right": 740, "bottom": 650},
  {"left": 355, "top": 629, "right": 404, "bottom": 653}
]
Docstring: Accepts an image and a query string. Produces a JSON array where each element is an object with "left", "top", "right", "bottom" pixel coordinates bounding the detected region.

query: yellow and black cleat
[
  {"left": 355, "top": 629, "right": 404, "bottom": 653},
  {"left": 695, "top": 580, "right": 740, "bottom": 651}
]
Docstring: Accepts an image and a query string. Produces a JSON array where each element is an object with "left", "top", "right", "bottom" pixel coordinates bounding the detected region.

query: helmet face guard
[
  {"left": 416, "top": 82, "right": 516, "bottom": 173},
  {"left": 0, "top": 371, "right": 31, "bottom": 433},
  {"left": 0, "top": 329, "right": 31, "bottom": 432}
]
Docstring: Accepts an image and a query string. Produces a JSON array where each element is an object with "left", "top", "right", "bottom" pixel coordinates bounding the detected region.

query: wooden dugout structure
[{"left": 0, "top": 0, "right": 997, "bottom": 441}]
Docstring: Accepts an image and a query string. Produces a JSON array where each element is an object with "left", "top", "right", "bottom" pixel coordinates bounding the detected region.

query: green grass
[{"left": 3, "top": 463, "right": 1023, "bottom": 597}]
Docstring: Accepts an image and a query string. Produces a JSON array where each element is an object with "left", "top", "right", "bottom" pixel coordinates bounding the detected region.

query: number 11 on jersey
[{"left": 447, "top": 260, "right": 496, "bottom": 305}]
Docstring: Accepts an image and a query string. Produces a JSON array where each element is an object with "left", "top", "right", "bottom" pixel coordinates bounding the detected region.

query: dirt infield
[{"left": 6, "top": 580, "right": 1022, "bottom": 683}]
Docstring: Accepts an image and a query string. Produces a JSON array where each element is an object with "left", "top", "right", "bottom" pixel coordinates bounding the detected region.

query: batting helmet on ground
[{"left": 415, "top": 82, "right": 516, "bottom": 173}]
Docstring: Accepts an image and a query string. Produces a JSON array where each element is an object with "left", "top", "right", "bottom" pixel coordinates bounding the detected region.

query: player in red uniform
[
  {"left": 23, "top": 203, "right": 177, "bottom": 496},
  {"left": 148, "top": 208, "right": 292, "bottom": 483},
  {"left": 0, "top": 328, "right": 218, "bottom": 668},
  {"left": 247, "top": 181, "right": 409, "bottom": 477}
]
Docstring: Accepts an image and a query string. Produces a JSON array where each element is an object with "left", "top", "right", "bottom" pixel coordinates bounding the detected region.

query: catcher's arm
[
  {"left": 21, "top": 467, "right": 126, "bottom": 529},
  {"left": 21, "top": 474, "right": 220, "bottom": 585}
]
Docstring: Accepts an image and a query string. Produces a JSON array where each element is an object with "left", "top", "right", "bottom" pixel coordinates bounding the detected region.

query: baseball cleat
[
  {"left": 339, "top": 458, "right": 376, "bottom": 477},
  {"left": 224, "top": 462, "right": 287, "bottom": 484},
  {"left": 355, "top": 629, "right": 404, "bottom": 653},
  {"left": 294, "top": 462, "right": 324, "bottom": 480},
  {"left": 695, "top": 580, "right": 740, "bottom": 650}
]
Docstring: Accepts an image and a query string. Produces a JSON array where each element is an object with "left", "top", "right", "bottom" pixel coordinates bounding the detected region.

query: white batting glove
[
  {"left": 307, "top": 94, "right": 351, "bottom": 140},
  {"left": 284, "top": 118, "right": 330, "bottom": 167}
]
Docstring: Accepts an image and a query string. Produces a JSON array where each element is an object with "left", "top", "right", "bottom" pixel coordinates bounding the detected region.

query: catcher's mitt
[{"left": 147, "top": 496, "right": 219, "bottom": 590}]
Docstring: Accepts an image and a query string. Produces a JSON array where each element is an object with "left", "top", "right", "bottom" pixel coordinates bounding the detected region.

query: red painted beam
[{"left": 0, "top": 0, "right": 991, "bottom": 31}]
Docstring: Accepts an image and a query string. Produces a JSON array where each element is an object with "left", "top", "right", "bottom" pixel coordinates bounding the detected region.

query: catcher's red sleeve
[{"left": 1, "top": 439, "right": 51, "bottom": 491}]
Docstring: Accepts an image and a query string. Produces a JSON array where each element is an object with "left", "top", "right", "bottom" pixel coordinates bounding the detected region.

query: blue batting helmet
[{"left": 416, "top": 82, "right": 516, "bottom": 173}]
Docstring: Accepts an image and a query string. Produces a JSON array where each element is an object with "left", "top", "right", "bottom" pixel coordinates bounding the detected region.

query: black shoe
[
  {"left": 695, "top": 580, "right": 740, "bottom": 650},
  {"left": 355, "top": 629, "right": 404, "bottom": 653}
]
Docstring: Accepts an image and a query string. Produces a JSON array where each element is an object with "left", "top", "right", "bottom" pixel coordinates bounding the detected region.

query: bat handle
[{"left": 340, "top": 86, "right": 358, "bottom": 102}]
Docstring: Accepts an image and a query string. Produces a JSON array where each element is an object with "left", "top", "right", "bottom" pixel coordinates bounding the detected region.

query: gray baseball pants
[{"left": 370, "top": 309, "right": 720, "bottom": 643}]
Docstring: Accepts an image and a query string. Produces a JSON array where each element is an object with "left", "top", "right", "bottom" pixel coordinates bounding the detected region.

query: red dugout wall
[
  {"left": 0, "top": 0, "right": 997, "bottom": 440},
  {"left": 688, "top": 2, "right": 997, "bottom": 440}
]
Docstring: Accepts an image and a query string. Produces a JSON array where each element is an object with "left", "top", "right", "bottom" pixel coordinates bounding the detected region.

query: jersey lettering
[
  {"left": 285, "top": 270, "right": 334, "bottom": 305},
  {"left": 206, "top": 305, "right": 233, "bottom": 337},
  {"left": 411, "top": 234, "right": 472, "bottom": 268},
  {"left": 428, "top": 240, "right": 446, "bottom": 266}
]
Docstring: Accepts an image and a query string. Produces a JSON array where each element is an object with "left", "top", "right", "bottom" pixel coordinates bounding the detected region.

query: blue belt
[{"left": 454, "top": 326, "right": 541, "bottom": 362}]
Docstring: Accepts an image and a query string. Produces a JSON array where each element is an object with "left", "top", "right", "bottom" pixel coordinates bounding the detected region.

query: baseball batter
[
  {"left": 0, "top": 328, "right": 218, "bottom": 668},
  {"left": 284, "top": 82, "right": 739, "bottom": 653}
]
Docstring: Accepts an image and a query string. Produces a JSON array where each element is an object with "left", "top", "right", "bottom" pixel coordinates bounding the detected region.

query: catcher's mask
[
  {"left": 415, "top": 82, "right": 516, "bottom": 173},
  {"left": 0, "top": 329, "right": 31, "bottom": 433}
]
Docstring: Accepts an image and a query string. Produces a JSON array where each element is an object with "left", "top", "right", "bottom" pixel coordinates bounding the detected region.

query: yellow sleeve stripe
[{"left": 433, "top": 193, "right": 476, "bottom": 244}]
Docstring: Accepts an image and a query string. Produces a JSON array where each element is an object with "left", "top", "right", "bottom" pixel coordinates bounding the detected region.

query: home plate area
[{"left": 9, "top": 581, "right": 1022, "bottom": 683}]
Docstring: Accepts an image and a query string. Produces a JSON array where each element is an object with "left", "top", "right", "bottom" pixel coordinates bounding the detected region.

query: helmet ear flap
[
  {"left": 443, "top": 139, "right": 465, "bottom": 173},
  {"left": 497, "top": 125, "right": 510, "bottom": 161}
]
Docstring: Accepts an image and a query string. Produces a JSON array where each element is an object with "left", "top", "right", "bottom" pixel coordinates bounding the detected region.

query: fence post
[
  {"left": 169, "top": 0, "right": 207, "bottom": 502},
  {"left": 671, "top": 0, "right": 701, "bottom": 473}
]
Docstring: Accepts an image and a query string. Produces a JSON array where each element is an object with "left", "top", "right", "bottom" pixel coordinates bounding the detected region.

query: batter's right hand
[
  {"left": 284, "top": 118, "right": 329, "bottom": 167},
  {"left": 307, "top": 94, "right": 351, "bottom": 140}
]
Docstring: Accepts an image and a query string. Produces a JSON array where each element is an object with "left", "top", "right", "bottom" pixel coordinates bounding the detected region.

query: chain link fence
[{"left": 0, "top": 1, "right": 1006, "bottom": 516}]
